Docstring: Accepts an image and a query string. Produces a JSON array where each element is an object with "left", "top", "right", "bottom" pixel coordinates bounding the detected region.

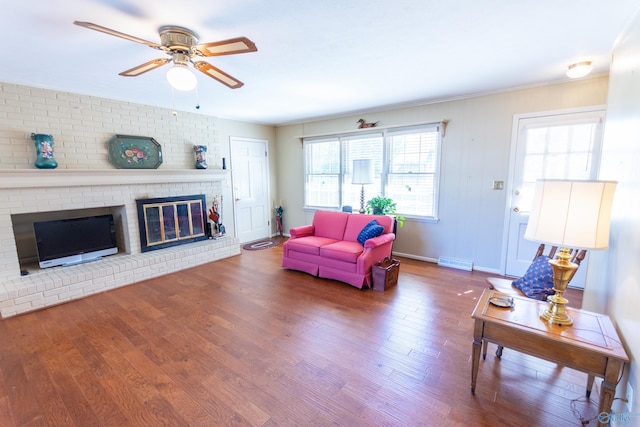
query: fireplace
[
  {"left": 0, "top": 169, "right": 240, "bottom": 318},
  {"left": 136, "top": 194, "right": 209, "bottom": 252}
]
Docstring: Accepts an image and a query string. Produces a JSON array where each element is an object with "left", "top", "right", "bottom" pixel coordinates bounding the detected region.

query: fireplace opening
[{"left": 136, "top": 194, "right": 209, "bottom": 252}]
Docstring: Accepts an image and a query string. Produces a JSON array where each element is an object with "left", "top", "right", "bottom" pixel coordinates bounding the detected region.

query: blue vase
[{"left": 31, "top": 133, "right": 58, "bottom": 169}]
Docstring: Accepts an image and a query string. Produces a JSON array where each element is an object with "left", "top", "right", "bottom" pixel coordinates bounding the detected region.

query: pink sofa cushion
[
  {"left": 343, "top": 214, "right": 394, "bottom": 242},
  {"left": 285, "top": 236, "right": 339, "bottom": 255},
  {"left": 320, "top": 240, "right": 364, "bottom": 263},
  {"left": 313, "top": 210, "right": 350, "bottom": 240}
]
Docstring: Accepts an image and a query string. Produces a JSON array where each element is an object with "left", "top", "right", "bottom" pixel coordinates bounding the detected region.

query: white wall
[
  {"left": 275, "top": 78, "right": 609, "bottom": 272},
  {"left": 584, "top": 11, "right": 640, "bottom": 414}
]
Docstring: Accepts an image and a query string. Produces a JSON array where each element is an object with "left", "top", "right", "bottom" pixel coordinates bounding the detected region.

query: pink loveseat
[{"left": 282, "top": 210, "right": 395, "bottom": 289}]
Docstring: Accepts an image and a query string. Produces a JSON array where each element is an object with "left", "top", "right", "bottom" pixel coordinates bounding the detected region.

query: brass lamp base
[{"left": 540, "top": 247, "right": 578, "bottom": 326}]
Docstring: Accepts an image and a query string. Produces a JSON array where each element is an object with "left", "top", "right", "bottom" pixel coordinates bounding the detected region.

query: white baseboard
[{"left": 437, "top": 257, "right": 473, "bottom": 271}]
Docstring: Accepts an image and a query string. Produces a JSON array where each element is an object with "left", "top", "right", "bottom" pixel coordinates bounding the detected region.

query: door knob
[{"left": 513, "top": 207, "right": 520, "bottom": 212}]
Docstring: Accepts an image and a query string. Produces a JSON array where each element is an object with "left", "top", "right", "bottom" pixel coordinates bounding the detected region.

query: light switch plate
[{"left": 492, "top": 180, "right": 504, "bottom": 190}]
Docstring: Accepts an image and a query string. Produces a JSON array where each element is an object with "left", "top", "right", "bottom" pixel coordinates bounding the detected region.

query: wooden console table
[{"left": 471, "top": 289, "right": 628, "bottom": 426}]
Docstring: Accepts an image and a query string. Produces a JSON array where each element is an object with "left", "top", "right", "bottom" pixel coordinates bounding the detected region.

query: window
[
  {"left": 303, "top": 123, "right": 441, "bottom": 219},
  {"left": 516, "top": 111, "right": 604, "bottom": 212},
  {"left": 305, "top": 137, "right": 341, "bottom": 207}
]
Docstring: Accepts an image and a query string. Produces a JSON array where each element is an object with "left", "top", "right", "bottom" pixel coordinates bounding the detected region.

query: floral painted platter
[{"left": 107, "top": 135, "right": 163, "bottom": 169}]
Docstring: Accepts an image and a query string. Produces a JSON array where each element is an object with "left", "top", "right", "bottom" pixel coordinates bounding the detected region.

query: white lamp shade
[
  {"left": 166, "top": 64, "right": 197, "bottom": 91},
  {"left": 352, "top": 159, "right": 374, "bottom": 184},
  {"left": 524, "top": 180, "right": 617, "bottom": 250}
]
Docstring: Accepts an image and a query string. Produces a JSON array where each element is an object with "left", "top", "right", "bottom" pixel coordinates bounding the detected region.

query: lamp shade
[
  {"left": 352, "top": 159, "right": 374, "bottom": 185},
  {"left": 524, "top": 180, "right": 617, "bottom": 250}
]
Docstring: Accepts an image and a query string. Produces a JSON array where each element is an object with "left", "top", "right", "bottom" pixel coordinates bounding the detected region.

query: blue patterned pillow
[
  {"left": 512, "top": 255, "right": 555, "bottom": 300},
  {"left": 357, "top": 220, "right": 384, "bottom": 245}
]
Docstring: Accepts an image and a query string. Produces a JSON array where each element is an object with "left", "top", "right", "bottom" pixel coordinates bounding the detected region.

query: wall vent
[{"left": 437, "top": 257, "right": 473, "bottom": 271}]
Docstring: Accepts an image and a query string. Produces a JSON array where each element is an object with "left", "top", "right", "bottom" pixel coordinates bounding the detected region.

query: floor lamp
[
  {"left": 524, "top": 179, "right": 617, "bottom": 326},
  {"left": 352, "top": 159, "right": 373, "bottom": 214}
]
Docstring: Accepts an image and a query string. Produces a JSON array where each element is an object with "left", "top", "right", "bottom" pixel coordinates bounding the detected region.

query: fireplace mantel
[{"left": 0, "top": 169, "right": 229, "bottom": 189}]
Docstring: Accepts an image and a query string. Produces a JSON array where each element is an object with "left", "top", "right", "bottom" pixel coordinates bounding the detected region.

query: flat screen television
[{"left": 34, "top": 214, "right": 118, "bottom": 268}]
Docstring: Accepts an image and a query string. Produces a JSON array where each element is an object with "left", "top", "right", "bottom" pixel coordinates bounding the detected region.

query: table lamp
[
  {"left": 352, "top": 159, "right": 374, "bottom": 214},
  {"left": 524, "top": 179, "right": 617, "bottom": 326}
]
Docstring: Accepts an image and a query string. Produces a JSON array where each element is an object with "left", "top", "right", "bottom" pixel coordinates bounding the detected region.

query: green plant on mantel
[{"left": 365, "top": 196, "right": 405, "bottom": 227}]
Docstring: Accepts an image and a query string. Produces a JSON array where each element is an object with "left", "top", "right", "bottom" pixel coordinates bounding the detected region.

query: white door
[
  {"left": 230, "top": 137, "right": 271, "bottom": 243},
  {"left": 505, "top": 108, "right": 605, "bottom": 288}
]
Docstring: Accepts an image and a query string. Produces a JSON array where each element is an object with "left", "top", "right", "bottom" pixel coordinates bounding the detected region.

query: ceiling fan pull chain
[{"left": 171, "top": 87, "right": 177, "bottom": 117}]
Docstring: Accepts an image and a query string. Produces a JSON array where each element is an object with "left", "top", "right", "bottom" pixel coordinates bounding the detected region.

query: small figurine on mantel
[{"left": 357, "top": 118, "right": 379, "bottom": 129}]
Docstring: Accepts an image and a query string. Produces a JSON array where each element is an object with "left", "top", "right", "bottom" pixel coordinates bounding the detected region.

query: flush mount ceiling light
[
  {"left": 166, "top": 53, "right": 197, "bottom": 91},
  {"left": 566, "top": 61, "right": 593, "bottom": 79}
]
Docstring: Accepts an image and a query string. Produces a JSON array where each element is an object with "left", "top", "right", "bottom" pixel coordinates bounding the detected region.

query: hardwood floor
[{"left": 0, "top": 239, "right": 599, "bottom": 426}]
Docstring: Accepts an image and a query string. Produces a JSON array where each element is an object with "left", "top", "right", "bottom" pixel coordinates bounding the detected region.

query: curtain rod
[{"left": 298, "top": 119, "right": 449, "bottom": 141}]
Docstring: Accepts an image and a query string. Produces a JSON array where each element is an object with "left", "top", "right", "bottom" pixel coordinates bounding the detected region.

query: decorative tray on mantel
[{"left": 107, "top": 134, "right": 163, "bottom": 169}]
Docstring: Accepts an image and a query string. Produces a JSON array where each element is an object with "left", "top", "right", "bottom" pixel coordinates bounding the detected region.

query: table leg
[
  {"left": 471, "top": 321, "right": 483, "bottom": 394},
  {"left": 597, "top": 359, "right": 624, "bottom": 427},
  {"left": 586, "top": 374, "right": 595, "bottom": 398}
]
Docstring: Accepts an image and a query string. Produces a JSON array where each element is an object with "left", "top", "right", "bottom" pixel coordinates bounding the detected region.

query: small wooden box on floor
[{"left": 372, "top": 258, "right": 400, "bottom": 291}]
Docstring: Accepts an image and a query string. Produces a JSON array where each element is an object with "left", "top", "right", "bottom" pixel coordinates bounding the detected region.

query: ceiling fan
[{"left": 73, "top": 21, "right": 257, "bottom": 90}]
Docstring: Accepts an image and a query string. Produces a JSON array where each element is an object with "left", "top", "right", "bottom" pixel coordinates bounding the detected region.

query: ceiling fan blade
[
  {"left": 119, "top": 58, "right": 170, "bottom": 76},
  {"left": 193, "top": 61, "right": 244, "bottom": 89},
  {"left": 194, "top": 37, "right": 257, "bottom": 57},
  {"left": 74, "top": 21, "right": 162, "bottom": 50}
]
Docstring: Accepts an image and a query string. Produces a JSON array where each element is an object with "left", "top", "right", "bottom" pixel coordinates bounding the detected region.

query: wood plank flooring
[{"left": 0, "top": 238, "right": 599, "bottom": 426}]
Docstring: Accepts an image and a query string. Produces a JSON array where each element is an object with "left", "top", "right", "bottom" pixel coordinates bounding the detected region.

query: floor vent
[{"left": 437, "top": 257, "right": 473, "bottom": 271}]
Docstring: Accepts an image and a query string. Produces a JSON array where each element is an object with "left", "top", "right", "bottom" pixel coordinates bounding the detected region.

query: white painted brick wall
[
  {"left": 0, "top": 83, "right": 241, "bottom": 318},
  {"left": 0, "top": 83, "right": 220, "bottom": 170}
]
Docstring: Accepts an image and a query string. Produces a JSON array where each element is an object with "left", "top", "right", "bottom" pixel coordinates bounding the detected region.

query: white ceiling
[{"left": 2, "top": 0, "right": 638, "bottom": 125}]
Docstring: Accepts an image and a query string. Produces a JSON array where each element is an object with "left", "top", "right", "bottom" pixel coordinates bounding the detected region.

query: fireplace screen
[{"left": 136, "top": 194, "right": 208, "bottom": 252}]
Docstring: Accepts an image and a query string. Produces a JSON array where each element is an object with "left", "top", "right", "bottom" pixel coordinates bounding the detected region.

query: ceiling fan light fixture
[
  {"left": 166, "top": 63, "right": 197, "bottom": 91},
  {"left": 566, "top": 61, "right": 593, "bottom": 79},
  {"left": 74, "top": 21, "right": 256, "bottom": 90}
]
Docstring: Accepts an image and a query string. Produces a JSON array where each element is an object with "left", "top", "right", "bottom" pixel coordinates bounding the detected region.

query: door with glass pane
[{"left": 505, "top": 108, "right": 604, "bottom": 288}]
